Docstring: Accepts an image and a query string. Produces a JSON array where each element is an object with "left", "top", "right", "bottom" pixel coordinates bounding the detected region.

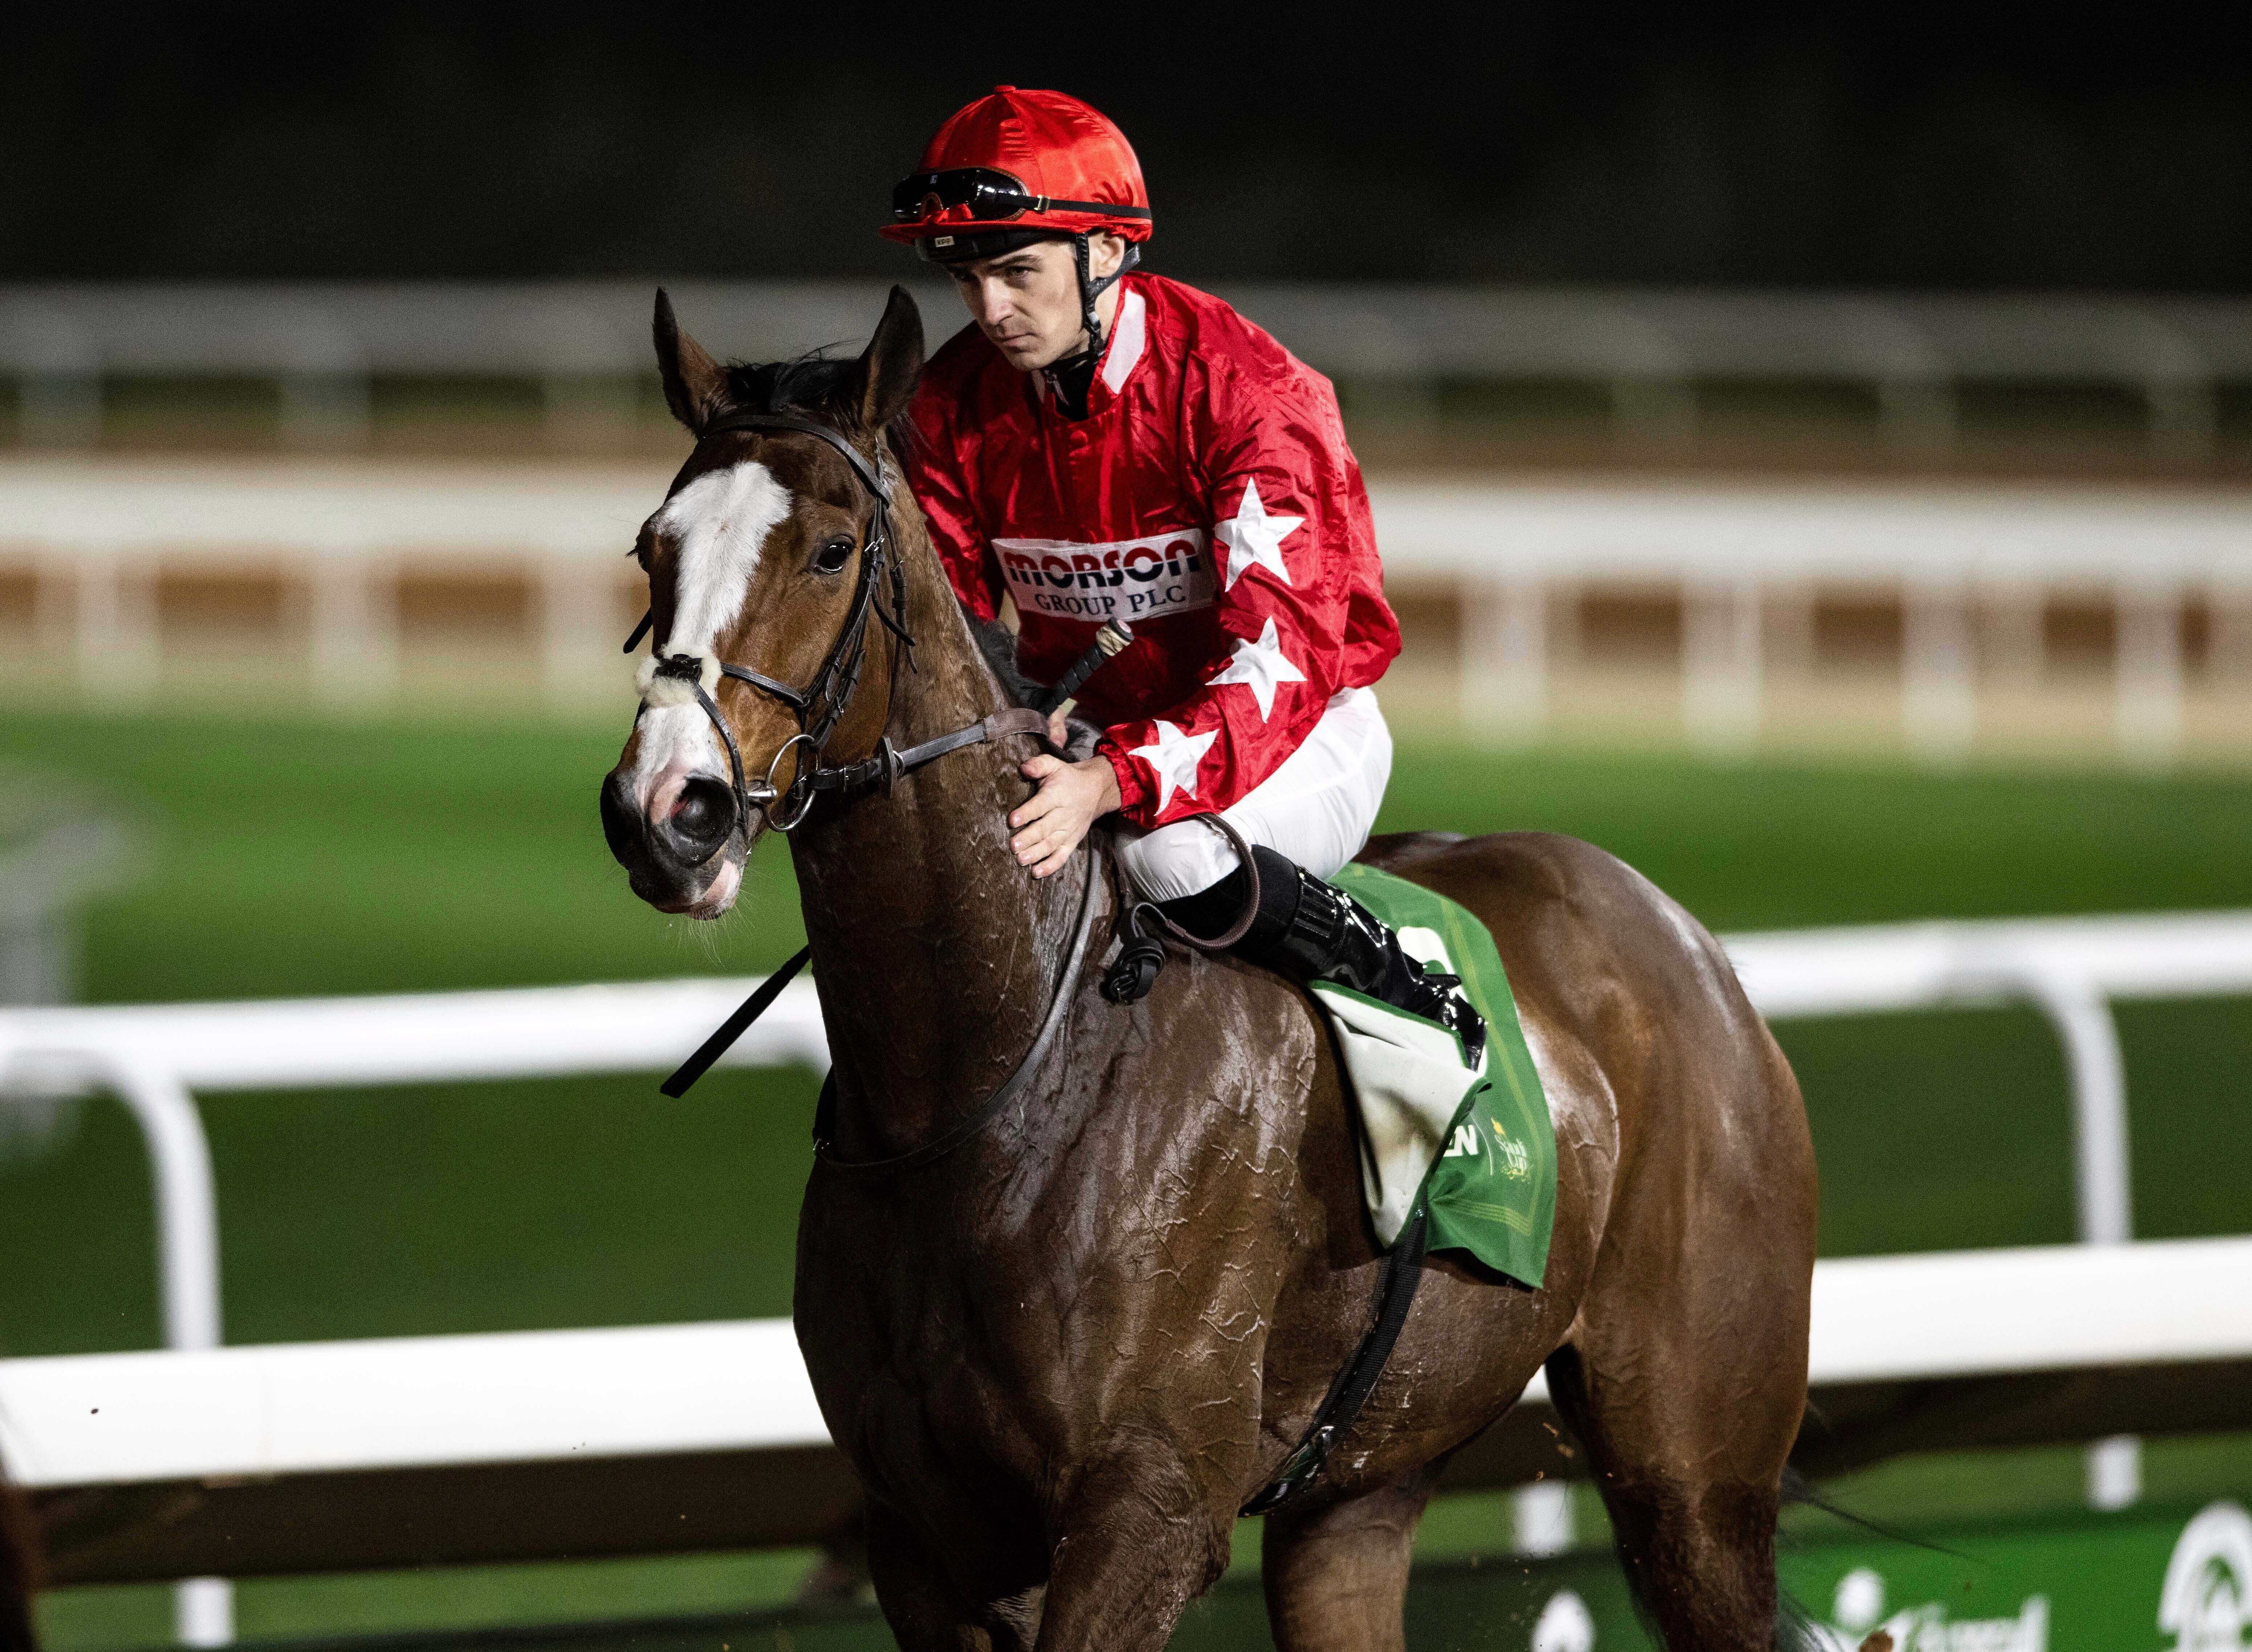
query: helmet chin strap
[{"left": 1049, "top": 233, "right": 1141, "bottom": 382}]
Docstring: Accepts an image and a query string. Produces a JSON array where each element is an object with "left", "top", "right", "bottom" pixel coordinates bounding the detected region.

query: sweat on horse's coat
[{"left": 601, "top": 286, "right": 1820, "bottom": 1652}]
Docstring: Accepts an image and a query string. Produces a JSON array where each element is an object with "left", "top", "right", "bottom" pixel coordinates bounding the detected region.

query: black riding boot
[{"left": 1158, "top": 846, "right": 1487, "bottom": 1067}]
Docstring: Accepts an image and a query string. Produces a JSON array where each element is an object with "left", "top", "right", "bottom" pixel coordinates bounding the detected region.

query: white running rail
[
  {"left": 9, "top": 1237, "right": 2249, "bottom": 1493},
  {"left": 0, "top": 978, "right": 830, "bottom": 1353},
  {"left": 5, "top": 911, "right": 2249, "bottom": 1384}
]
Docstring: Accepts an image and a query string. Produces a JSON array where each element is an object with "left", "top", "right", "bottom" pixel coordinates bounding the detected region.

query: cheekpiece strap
[{"left": 719, "top": 662, "right": 812, "bottom": 712}]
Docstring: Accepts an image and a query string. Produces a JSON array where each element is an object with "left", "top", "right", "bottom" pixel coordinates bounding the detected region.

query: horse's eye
[{"left": 813, "top": 536, "right": 855, "bottom": 574}]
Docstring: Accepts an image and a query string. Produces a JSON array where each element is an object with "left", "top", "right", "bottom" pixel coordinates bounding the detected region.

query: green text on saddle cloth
[{"left": 1311, "top": 862, "right": 1557, "bottom": 1290}]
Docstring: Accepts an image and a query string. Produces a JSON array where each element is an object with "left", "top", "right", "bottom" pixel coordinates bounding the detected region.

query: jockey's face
[{"left": 943, "top": 233, "right": 1127, "bottom": 373}]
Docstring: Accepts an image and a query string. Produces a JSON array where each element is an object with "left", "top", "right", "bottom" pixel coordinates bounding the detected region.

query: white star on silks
[
  {"left": 1128, "top": 720, "right": 1221, "bottom": 814},
  {"left": 1214, "top": 478, "right": 1303, "bottom": 592},
  {"left": 1207, "top": 617, "right": 1307, "bottom": 721}
]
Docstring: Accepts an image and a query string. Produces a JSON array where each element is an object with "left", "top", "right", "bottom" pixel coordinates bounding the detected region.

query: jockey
[{"left": 886, "top": 86, "right": 1484, "bottom": 1059}]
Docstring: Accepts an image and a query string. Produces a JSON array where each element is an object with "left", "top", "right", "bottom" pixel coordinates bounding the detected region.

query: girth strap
[{"left": 1241, "top": 1202, "right": 1431, "bottom": 1514}]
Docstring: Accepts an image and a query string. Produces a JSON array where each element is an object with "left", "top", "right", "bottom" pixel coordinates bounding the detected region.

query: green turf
[{"left": 4, "top": 713, "right": 2249, "bottom": 1646}]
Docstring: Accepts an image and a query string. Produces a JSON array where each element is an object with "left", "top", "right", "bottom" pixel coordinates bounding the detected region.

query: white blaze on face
[
  {"left": 629, "top": 460, "right": 794, "bottom": 803},
  {"left": 658, "top": 462, "right": 793, "bottom": 656}
]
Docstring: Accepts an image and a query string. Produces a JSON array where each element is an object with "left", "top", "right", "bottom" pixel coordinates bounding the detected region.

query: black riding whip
[{"left": 1036, "top": 618, "right": 1134, "bottom": 719}]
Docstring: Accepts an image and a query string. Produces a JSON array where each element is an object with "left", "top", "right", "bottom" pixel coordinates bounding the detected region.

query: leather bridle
[
  {"left": 637, "top": 408, "right": 1099, "bottom": 1178},
  {"left": 626, "top": 410, "right": 1046, "bottom": 841}
]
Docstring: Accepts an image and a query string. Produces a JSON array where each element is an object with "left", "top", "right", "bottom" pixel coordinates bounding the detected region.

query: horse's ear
[
  {"left": 851, "top": 286, "right": 925, "bottom": 432},
  {"left": 653, "top": 288, "right": 730, "bottom": 437}
]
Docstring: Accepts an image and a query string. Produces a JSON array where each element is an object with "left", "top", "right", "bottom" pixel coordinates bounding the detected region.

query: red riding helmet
[{"left": 882, "top": 86, "right": 1153, "bottom": 258}]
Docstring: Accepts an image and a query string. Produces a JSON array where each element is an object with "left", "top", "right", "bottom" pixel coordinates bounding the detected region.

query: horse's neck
[{"left": 787, "top": 538, "right": 1087, "bottom": 1158}]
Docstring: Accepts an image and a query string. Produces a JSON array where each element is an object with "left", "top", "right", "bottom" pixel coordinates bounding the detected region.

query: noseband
[{"left": 627, "top": 411, "right": 1049, "bottom": 842}]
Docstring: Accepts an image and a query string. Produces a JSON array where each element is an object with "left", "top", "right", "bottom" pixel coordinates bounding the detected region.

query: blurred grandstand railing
[
  {"left": 3, "top": 460, "right": 2247, "bottom": 765},
  {"left": 5, "top": 283, "right": 2252, "bottom": 459}
]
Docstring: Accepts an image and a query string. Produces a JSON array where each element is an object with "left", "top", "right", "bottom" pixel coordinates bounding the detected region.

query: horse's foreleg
[
  {"left": 1259, "top": 1465, "right": 1441, "bottom": 1652},
  {"left": 865, "top": 1501, "right": 1029, "bottom": 1652},
  {"left": 1030, "top": 1461, "right": 1233, "bottom": 1652}
]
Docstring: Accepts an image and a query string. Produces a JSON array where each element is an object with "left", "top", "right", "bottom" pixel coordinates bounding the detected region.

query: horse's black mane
[
  {"left": 966, "top": 610, "right": 1039, "bottom": 708},
  {"left": 964, "top": 608, "right": 1098, "bottom": 757},
  {"left": 722, "top": 353, "right": 859, "bottom": 418},
  {"left": 719, "top": 348, "right": 925, "bottom": 465}
]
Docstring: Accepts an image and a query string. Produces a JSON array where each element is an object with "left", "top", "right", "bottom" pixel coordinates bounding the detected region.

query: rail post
[
  {"left": 1902, "top": 578, "right": 1976, "bottom": 765},
  {"left": 2018, "top": 964, "right": 2140, "bottom": 1510},
  {"left": 2, "top": 1047, "right": 232, "bottom": 1642},
  {"left": 1460, "top": 576, "right": 1547, "bottom": 738},
  {"left": 1682, "top": 573, "right": 1763, "bottom": 753}
]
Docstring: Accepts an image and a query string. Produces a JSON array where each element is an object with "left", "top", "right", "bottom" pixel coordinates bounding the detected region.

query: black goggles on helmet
[{"left": 891, "top": 167, "right": 1152, "bottom": 225}]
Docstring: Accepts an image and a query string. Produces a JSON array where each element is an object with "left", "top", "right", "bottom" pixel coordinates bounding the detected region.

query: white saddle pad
[{"left": 1307, "top": 924, "right": 1487, "bottom": 1246}]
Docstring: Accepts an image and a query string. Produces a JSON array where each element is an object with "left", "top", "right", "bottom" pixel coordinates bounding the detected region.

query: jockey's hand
[{"left": 1010, "top": 750, "right": 1120, "bottom": 878}]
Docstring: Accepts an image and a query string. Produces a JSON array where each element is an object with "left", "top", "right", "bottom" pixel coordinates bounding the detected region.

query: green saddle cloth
[{"left": 1308, "top": 861, "right": 1557, "bottom": 1291}]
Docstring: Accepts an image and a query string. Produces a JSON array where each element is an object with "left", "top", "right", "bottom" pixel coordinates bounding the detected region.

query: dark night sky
[{"left": 4, "top": 3, "right": 2248, "bottom": 289}]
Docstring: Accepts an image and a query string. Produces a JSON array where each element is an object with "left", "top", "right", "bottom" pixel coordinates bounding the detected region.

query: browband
[{"left": 701, "top": 411, "right": 890, "bottom": 499}]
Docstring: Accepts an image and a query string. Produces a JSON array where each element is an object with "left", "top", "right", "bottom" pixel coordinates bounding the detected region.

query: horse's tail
[{"left": 0, "top": 1458, "right": 39, "bottom": 1652}]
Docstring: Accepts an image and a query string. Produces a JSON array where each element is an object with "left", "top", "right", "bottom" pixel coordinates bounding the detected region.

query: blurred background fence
[
  {"left": 5, "top": 283, "right": 2252, "bottom": 769},
  {"left": 7, "top": 282, "right": 2252, "bottom": 463},
  {"left": 7, "top": 11, "right": 2252, "bottom": 1646}
]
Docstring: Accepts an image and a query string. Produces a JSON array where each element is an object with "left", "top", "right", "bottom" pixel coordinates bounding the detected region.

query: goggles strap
[{"left": 893, "top": 168, "right": 1154, "bottom": 222}]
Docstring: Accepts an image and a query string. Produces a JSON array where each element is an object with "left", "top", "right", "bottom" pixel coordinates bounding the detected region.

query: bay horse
[{"left": 600, "top": 287, "right": 1819, "bottom": 1650}]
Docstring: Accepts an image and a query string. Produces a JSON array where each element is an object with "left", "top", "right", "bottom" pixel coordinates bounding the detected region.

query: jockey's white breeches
[{"left": 1114, "top": 686, "right": 1393, "bottom": 902}]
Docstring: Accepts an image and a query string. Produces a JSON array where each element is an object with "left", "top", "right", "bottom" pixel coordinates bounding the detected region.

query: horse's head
[{"left": 601, "top": 286, "right": 925, "bottom": 917}]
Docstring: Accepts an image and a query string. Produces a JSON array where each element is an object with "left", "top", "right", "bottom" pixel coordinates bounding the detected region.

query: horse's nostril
[
  {"left": 666, "top": 777, "right": 738, "bottom": 862},
  {"left": 600, "top": 773, "right": 643, "bottom": 868}
]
